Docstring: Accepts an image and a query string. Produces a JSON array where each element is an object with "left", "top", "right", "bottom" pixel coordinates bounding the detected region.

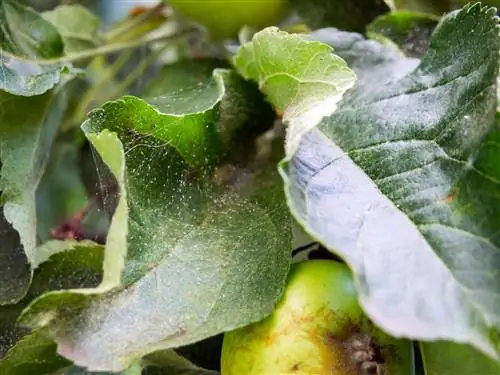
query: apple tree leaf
[
  {"left": 18, "top": 63, "right": 291, "bottom": 371},
  {"left": 0, "top": 0, "right": 80, "bottom": 303},
  {"left": 0, "top": 0, "right": 63, "bottom": 58},
  {"left": 42, "top": 4, "right": 102, "bottom": 54},
  {"left": 0, "top": 89, "right": 69, "bottom": 303},
  {"left": 0, "top": 0, "right": 75, "bottom": 96},
  {"left": 280, "top": 5, "right": 500, "bottom": 357},
  {"left": 233, "top": 27, "right": 356, "bottom": 157},
  {"left": 141, "top": 58, "right": 276, "bottom": 166}
]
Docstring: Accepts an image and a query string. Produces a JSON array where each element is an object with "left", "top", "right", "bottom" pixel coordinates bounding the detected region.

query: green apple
[
  {"left": 168, "top": 0, "right": 289, "bottom": 39},
  {"left": 221, "top": 260, "right": 413, "bottom": 374}
]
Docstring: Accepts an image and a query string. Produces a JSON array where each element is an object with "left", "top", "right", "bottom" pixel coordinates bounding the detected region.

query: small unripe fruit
[
  {"left": 168, "top": 0, "right": 289, "bottom": 39},
  {"left": 221, "top": 260, "right": 413, "bottom": 375}
]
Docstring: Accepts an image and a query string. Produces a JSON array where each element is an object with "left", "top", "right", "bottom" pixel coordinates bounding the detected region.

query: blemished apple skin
[
  {"left": 221, "top": 260, "right": 414, "bottom": 375},
  {"left": 167, "top": 0, "right": 289, "bottom": 39}
]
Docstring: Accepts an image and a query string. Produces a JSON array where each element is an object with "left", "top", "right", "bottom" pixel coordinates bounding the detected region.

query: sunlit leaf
[{"left": 233, "top": 27, "right": 356, "bottom": 157}]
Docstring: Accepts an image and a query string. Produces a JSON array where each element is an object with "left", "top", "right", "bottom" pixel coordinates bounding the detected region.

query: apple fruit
[
  {"left": 221, "top": 260, "right": 413, "bottom": 374},
  {"left": 168, "top": 0, "right": 289, "bottom": 39}
]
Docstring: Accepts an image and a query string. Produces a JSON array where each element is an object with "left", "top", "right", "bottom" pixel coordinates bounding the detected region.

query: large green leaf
[
  {"left": 278, "top": 5, "right": 500, "bottom": 357},
  {"left": 0, "top": 0, "right": 79, "bottom": 304},
  {"left": 291, "top": 0, "right": 390, "bottom": 32},
  {"left": 0, "top": 89, "right": 68, "bottom": 303},
  {"left": 19, "top": 63, "right": 291, "bottom": 371},
  {"left": 42, "top": 4, "right": 102, "bottom": 54}
]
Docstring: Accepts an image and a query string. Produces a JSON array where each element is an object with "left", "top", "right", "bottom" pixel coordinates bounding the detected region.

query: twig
[
  {"left": 103, "top": 2, "right": 166, "bottom": 43},
  {"left": 36, "top": 27, "right": 195, "bottom": 64}
]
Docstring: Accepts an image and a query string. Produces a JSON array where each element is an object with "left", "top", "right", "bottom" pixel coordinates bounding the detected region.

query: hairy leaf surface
[
  {"left": 284, "top": 5, "right": 500, "bottom": 356},
  {"left": 19, "top": 61, "right": 291, "bottom": 371},
  {"left": 235, "top": 4, "right": 500, "bottom": 358}
]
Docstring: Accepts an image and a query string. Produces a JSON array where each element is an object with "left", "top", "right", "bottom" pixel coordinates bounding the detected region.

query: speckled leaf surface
[
  {"left": 281, "top": 5, "right": 500, "bottom": 357},
  {"left": 18, "top": 61, "right": 291, "bottom": 372}
]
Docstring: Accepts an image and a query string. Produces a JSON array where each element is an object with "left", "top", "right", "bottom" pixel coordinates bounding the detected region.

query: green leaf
[
  {"left": 0, "top": 0, "right": 75, "bottom": 96},
  {"left": 18, "top": 72, "right": 291, "bottom": 371},
  {"left": 141, "top": 58, "right": 275, "bottom": 165},
  {"left": 233, "top": 27, "right": 356, "bottom": 157},
  {"left": 279, "top": 5, "right": 500, "bottom": 357},
  {"left": 0, "top": 0, "right": 63, "bottom": 59},
  {"left": 0, "top": 242, "right": 103, "bottom": 372},
  {"left": 42, "top": 4, "right": 102, "bottom": 55},
  {"left": 367, "top": 11, "right": 439, "bottom": 58},
  {"left": 0, "top": 51, "right": 74, "bottom": 96},
  {"left": 291, "top": 0, "right": 390, "bottom": 32},
  {"left": 33, "top": 239, "right": 100, "bottom": 269},
  {"left": 420, "top": 341, "right": 500, "bottom": 375},
  {"left": 0, "top": 89, "right": 68, "bottom": 303}
]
